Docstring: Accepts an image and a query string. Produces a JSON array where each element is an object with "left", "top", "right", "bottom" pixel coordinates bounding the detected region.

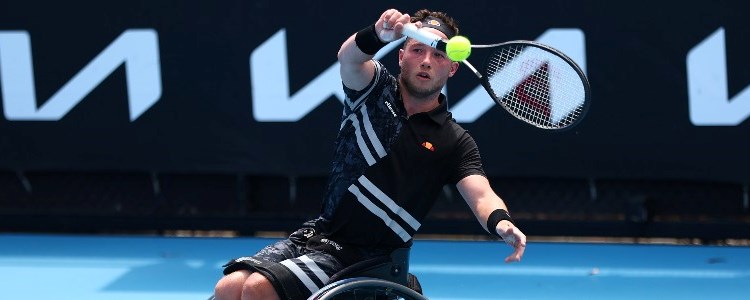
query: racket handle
[{"left": 402, "top": 23, "right": 444, "bottom": 49}]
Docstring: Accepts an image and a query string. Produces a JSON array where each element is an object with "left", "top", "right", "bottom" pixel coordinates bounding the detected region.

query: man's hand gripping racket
[{"left": 402, "top": 23, "right": 591, "bottom": 130}]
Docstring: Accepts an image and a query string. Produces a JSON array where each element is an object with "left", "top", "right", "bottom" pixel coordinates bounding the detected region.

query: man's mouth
[{"left": 416, "top": 72, "right": 431, "bottom": 79}]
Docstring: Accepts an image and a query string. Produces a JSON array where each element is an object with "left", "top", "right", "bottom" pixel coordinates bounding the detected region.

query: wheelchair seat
[
  {"left": 328, "top": 248, "right": 412, "bottom": 287},
  {"left": 307, "top": 247, "right": 425, "bottom": 300}
]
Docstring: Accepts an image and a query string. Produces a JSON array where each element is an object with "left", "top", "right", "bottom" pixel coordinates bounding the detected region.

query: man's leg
[
  {"left": 214, "top": 270, "right": 280, "bottom": 300},
  {"left": 215, "top": 223, "right": 346, "bottom": 300}
]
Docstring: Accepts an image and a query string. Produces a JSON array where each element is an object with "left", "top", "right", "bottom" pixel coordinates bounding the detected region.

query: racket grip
[{"left": 402, "top": 23, "right": 444, "bottom": 49}]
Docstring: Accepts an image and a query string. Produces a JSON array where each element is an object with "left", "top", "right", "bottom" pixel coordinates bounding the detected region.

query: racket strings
[{"left": 485, "top": 45, "right": 586, "bottom": 129}]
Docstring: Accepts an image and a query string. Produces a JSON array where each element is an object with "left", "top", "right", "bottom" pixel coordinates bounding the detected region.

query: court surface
[{"left": 1, "top": 234, "right": 748, "bottom": 299}]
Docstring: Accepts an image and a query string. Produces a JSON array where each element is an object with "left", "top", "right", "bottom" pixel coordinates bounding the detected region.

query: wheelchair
[
  {"left": 308, "top": 247, "right": 427, "bottom": 300},
  {"left": 209, "top": 248, "right": 428, "bottom": 300}
]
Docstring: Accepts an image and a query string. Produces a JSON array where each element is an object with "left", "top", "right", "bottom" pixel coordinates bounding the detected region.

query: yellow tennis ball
[{"left": 446, "top": 36, "right": 471, "bottom": 61}]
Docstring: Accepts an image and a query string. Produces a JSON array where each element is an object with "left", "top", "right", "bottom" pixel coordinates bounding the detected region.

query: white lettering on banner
[
  {"left": 687, "top": 27, "right": 750, "bottom": 126},
  {"left": 0, "top": 30, "right": 162, "bottom": 121},
  {"left": 250, "top": 29, "right": 401, "bottom": 122},
  {"left": 250, "top": 29, "right": 587, "bottom": 123}
]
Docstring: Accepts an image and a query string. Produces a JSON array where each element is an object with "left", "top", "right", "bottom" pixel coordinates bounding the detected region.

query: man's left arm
[{"left": 456, "top": 174, "right": 526, "bottom": 263}]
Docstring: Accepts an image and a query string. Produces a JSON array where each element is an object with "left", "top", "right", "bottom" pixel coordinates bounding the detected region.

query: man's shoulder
[{"left": 443, "top": 115, "right": 471, "bottom": 136}]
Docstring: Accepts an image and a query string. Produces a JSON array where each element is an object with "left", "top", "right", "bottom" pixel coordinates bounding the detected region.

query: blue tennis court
[{"left": 1, "top": 234, "right": 748, "bottom": 299}]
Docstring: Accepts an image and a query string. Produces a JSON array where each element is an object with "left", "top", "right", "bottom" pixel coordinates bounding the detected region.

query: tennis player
[{"left": 214, "top": 8, "right": 526, "bottom": 300}]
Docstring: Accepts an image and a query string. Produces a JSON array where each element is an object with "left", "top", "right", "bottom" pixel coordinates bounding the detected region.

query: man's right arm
[
  {"left": 337, "top": 9, "right": 411, "bottom": 91},
  {"left": 337, "top": 34, "right": 377, "bottom": 91}
]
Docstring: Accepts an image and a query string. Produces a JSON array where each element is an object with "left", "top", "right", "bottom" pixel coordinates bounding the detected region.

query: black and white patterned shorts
[{"left": 222, "top": 223, "right": 368, "bottom": 300}]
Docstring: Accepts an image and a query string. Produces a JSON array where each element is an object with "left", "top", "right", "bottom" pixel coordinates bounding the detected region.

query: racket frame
[{"left": 401, "top": 23, "right": 591, "bottom": 130}]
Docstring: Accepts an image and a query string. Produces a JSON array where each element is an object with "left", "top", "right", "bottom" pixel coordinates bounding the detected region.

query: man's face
[{"left": 398, "top": 29, "right": 458, "bottom": 99}]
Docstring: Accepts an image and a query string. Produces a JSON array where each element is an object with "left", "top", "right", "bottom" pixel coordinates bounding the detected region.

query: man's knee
[
  {"left": 241, "top": 272, "right": 279, "bottom": 300},
  {"left": 214, "top": 270, "right": 250, "bottom": 300}
]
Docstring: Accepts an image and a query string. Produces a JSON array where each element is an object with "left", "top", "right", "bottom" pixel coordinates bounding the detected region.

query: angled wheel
[{"left": 308, "top": 277, "right": 428, "bottom": 300}]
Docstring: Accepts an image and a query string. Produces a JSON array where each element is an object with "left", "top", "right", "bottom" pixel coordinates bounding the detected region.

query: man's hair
[{"left": 410, "top": 9, "right": 460, "bottom": 37}]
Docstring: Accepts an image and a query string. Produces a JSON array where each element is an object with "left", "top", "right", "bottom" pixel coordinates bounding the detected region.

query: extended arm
[{"left": 456, "top": 174, "right": 526, "bottom": 263}]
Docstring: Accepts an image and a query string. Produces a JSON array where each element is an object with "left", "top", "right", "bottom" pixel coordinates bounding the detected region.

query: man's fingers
[
  {"left": 504, "top": 244, "right": 525, "bottom": 263},
  {"left": 380, "top": 9, "right": 401, "bottom": 30},
  {"left": 504, "top": 254, "right": 521, "bottom": 263},
  {"left": 500, "top": 226, "right": 526, "bottom": 263},
  {"left": 396, "top": 14, "right": 411, "bottom": 25}
]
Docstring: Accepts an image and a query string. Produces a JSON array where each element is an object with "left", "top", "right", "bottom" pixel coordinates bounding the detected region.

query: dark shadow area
[{"left": 1, "top": 171, "right": 749, "bottom": 241}]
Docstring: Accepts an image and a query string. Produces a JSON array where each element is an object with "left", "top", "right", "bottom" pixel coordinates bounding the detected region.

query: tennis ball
[{"left": 446, "top": 36, "right": 471, "bottom": 61}]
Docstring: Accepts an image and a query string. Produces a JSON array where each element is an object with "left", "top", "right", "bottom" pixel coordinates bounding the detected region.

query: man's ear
[
  {"left": 448, "top": 61, "right": 459, "bottom": 77},
  {"left": 398, "top": 48, "right": 404, "bottom": 67}
]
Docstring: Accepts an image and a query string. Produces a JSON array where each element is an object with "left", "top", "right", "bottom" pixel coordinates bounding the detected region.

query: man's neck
[{"left": 401, "top": 91, "right": 440, "bottom": 117}]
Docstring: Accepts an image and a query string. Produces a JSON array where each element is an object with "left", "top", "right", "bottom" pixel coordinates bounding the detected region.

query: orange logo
[
  {"left": 421, "top": 141, "right": 435, "bottom": 152},
  {"left": 426, "top": 20, "right": 441, "bottom": 26}
]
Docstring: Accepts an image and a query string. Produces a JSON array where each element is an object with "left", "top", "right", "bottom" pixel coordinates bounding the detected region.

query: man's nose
[{"left": 420, "top": 54, "right": 432, "bottom": 68}]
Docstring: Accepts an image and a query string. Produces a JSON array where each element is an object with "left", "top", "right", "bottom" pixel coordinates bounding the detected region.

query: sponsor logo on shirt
[
  {"left": 320, "top": 238, "right": 343, "bottom": 251},
  {"left": 385, "top": 100, "right": 397, "bottom": 117}
]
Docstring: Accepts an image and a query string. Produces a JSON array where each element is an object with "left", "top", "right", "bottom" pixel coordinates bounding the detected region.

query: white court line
[
  {"left": 0, "top": 257, "right": 158, "bottom": 267},
  {"left": 410, "top": 264, "right": 750, "bottom": 279}
]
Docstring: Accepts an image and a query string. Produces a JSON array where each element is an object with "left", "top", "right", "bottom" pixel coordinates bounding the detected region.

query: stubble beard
[{"left": 399, "top": 73, "right": 446, "bottom": 100}]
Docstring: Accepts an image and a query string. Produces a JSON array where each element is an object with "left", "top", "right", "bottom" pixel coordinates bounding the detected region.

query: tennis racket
[{"left": 402, "top": 23, "right": 591, "bottom": 130}]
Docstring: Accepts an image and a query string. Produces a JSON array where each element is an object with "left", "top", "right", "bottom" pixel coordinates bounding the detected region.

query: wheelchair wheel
[{"left": 308, "top": 277, "right": 428, "bottom": 300}]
